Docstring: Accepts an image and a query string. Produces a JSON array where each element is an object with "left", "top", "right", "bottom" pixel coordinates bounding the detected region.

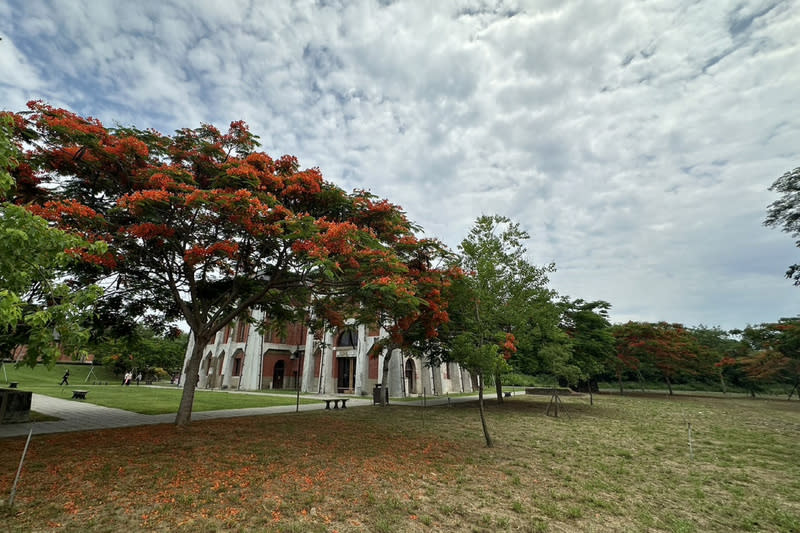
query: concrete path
[{"left": 0, "top": 392, "right": 375, "bottom": 439}]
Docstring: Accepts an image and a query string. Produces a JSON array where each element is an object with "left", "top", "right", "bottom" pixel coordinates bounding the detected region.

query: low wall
[{"left": 525, "top": 387, "right": 577, "bottom": 396}]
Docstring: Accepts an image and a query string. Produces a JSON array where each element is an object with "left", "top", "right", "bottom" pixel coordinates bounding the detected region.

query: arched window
[
  {"left": 232, "top": 352, "right": 244, "bottom": 376},
  {"left": 235, "top": 322, "right": 248, "bottom": 342},
  {"left": 337, "top": 329, "right": 358, "bottom": 348},
  {"left": 405, "top": 359, "right": 416, "bottom": 395}
]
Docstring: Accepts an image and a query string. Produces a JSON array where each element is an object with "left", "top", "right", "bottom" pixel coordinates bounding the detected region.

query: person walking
[{"left": 60, "top": 370, "right": 70, "bottom": 386}]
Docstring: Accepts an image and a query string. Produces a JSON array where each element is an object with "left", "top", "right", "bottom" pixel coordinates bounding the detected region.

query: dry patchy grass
[{"left": 0, "top": 394, "right": 798, "bottom": 532}]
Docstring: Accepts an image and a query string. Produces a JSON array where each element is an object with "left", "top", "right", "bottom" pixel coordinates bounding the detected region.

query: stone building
[{"left": 181, "top": 309, "right": 473, "bottom": 398}]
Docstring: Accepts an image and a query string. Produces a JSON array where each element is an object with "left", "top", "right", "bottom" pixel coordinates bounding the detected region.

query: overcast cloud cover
[{"left": 1, "top": 0, "right": 799, "bottom": 329}]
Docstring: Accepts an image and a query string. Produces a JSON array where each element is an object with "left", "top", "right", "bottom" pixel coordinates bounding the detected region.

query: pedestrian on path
[{"left": 60, "top": 370, "right": 70, "bottom": 386}]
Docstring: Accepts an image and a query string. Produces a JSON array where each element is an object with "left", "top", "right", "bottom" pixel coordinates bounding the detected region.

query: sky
[{"left": 1, "top": 0, "right": 799, "bottom": 330}]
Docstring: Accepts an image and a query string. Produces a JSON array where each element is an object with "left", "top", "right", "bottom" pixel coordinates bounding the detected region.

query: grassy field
[
  {"left": 0, "top": 363, "right": 316, "bottom": 414},
  {"left": 0, "top": 362, "right": 120, "bottom": 387},
  {"left": 0, "top": 393, "right": 798, "bottom": 532}
]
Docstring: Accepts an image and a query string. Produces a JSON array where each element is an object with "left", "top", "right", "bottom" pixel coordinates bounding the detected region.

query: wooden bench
[
  {"left": 323, "top": 398, "right": 348, "bottom": 409},
  {"left": 72, "top": 390, "right": 88, "bottom": 400}
]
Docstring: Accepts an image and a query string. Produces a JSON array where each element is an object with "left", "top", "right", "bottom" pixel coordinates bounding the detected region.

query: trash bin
[{"left": 373, "top": 384, "right": 389, "bottom": 405}]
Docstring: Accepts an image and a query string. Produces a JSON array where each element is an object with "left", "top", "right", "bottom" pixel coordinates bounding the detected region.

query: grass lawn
[
  {"left": 1, "top": 393, "right": 798, "bottom": 532},
  {"left": 1, "top": 363, "right": 316, "bottom": 414},
  {"left": 0, "top": 362, "right": 119, "bottom": 387}
]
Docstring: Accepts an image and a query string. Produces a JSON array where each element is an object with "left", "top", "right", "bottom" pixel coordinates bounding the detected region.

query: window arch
[
  {"left": 232, "top": 350, "right": 244, "bottom": 377},
  {"left": 405, "top": 359, "right": 416, "bottom": 395},
  {"left": 337, "top": 328, "right": 358, "bottom": 348}
]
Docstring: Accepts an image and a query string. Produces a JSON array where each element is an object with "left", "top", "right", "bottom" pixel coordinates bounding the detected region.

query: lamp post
[{"left": 292, "top": 348, "right": 303, "bottom": 413}]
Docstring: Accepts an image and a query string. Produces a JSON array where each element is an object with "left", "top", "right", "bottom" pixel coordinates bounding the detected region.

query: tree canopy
[
  {"left": 0, "top": 113, "right": 101, "bottom": 366},
  {"left": 5, "top": 101, "right": 427, "bottom": 424},
  {"left": 446, "top": 215, "right": 559, "bottom": 446},
  {"left": 560, "top": 299, "right": 615, "bottom": 402},
  {"left": 612, "top": 321, "right": 697, "bottom": 395},
  {"left": 765, "top": 166, "right": 800, "bottom": 284}
]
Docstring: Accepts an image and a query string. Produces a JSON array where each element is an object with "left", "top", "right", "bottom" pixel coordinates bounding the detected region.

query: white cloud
[{"left": 1, "top": 0, "right": 798, "bottom": 329}]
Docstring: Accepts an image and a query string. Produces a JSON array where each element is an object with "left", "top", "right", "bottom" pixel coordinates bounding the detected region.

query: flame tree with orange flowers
[
  {"left": 352, "top": 235, "right": 461, "bottom": 405},
  {"left": 0, "top": 115, "right": 103, "bottom": 365},
  {"left": 4, "top": 101, "right": 424, "bottom": 425},
  {"left": 612, "top": 321, "right": 697, "bottom": 395}
]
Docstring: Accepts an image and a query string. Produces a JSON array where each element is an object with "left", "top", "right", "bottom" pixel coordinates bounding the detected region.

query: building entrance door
[
  {"left": 337, "top": 357, "right": 354, "bottom": 393},
  {"left": 273, "top": 360, "right": 285, "bottom": 389}
]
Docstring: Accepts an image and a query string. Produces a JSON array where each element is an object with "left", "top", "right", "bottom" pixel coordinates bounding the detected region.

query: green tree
[
  {"left": 769, "top": 318, "right": 800, "bottom": 399},
  {"left": 92, "top": 326, "right": 188, "bottom": 379},
  {"left": 765, "top": 166, "right": 800, "bottom": 284},
  {"left": 689, "top": 325, "right": 741, "bottom": 393},
  {"left": 560, "top": 299, "right": 615, "bottom": 404},
  {"left": 447, "top": 215, "right": 557, "bottom": 447},
  {"left": 0, "top": 114, "right": 101, "bottom": 367},
  {"left": 733, "top": 319, "right": 800, "bottom": 398}
]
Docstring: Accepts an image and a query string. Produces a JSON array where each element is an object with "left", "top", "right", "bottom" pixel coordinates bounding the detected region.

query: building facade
[{"left": 181, "top": 310, "right": 473, "bottom": 398}]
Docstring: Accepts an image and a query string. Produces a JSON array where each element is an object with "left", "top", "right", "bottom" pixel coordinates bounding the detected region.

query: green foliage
[
  {"left": 731, "top": 319, "right": 800, "bottom": 394},
  {"left": 0, "top": 118, "right": 16, "bottom": 196},
  {"left": 92, "top": 326, "right": 188, "bottom": 376},
  {"left": 501, "top": 372, "right": 541, "bottom": 386},
  {"left": 0, "top": 115, "right": 101, "bottom": 367},
  {"left": 561, "top": 299, "right": 615, "bottom": 386},
  {"left": 445, "top": 214, "right": 561, "bottom": 446},
  {"left": 765, "top": 166, "right": 800, "bottom": 284},
  {"left": 688, "top": 325, "right": 742, "bottom": 391},
  {"left": 448, "top": 215, "right": 561, "bottom": 382}
]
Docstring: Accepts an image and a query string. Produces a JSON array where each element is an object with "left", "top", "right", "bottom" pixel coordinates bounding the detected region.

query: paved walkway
[{"left": 0, "top": 392, "right": 375, "bottom": 439}]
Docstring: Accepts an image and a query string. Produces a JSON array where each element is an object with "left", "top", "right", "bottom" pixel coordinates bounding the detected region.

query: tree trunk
[
  {"left": 664, "top": 375, "right": 673, "bottom": 396},
  {"left": 787, "top": 382, "right": 798, "bottom": 401},
  {"left": 589, "top": 380, "right": 594, "bottom": 406},
  {"left": 477, "top": 373, "right": 493, "bottom": 448},
  {"left": 617, "top": 369, "right": 624, "bottom": 395},
  {"left": 636, "top": 370, "right": 645, "bottom": 392},
  {"left": 175, "top": 334, "right": 207, "bottom": 426},
  {"left": 494, "top": 374, "right": 503, "bottom": 404},
  {"left": 379, "top": 348, "right": 392, "bottom": 406},
  {"left": 719, "top": 373, "right": 727, "bottom": 394}
]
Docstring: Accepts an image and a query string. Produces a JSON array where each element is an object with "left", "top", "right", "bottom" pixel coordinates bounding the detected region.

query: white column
[
  {"left": 431, "top": 364, "right": 443, "bottom": 396},
  {"left": 354, "top": 324, "right": 370, "bottom": 396},
  {"left": 239, "top": 326, "right": 263, "bottom": 391},
  {"left": 221, "top": 351, "right": 234, "bottom": 389},
  {"left": 387, "top": 349, "right": 403, "bottom": 397},
  {"left": 318, "top": 330, "right": 334, "bottom": 394},
  {"left": 301, "top": 329, "right": 316, "bottom": 393}
]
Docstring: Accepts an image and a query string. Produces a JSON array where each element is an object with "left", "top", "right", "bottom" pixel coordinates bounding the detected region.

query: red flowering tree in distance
[
  {"left": 612, "top": 321, "right": 697, "bottom": 395},
  {"left": 6, "top": 101, "right": 423, "bottom": 425}
]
